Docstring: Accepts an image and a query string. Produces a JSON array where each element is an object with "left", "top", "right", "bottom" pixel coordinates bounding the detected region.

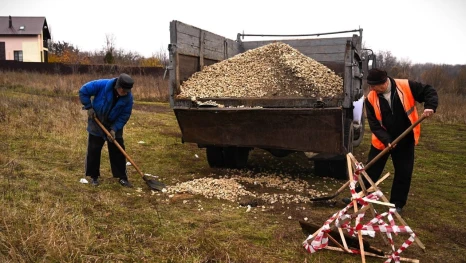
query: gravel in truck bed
[{"left": 179, "top": 42, "right": 343, "bottom": 99}]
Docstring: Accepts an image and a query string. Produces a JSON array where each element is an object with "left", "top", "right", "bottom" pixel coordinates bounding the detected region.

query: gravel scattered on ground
[{"left": 166, "top": 173, "right": 336, "bottom": 205}]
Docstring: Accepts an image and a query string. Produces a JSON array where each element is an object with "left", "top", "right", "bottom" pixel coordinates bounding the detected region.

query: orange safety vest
[{"left": 367, "top": 79, "right": 420, "bottom": 150}]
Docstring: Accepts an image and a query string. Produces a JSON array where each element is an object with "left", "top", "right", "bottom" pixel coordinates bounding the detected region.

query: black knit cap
[
  {"left": 367, "top": 68, "right": 388, "bottom": 85},
  {"left": 115, "top": 73, "right": 134, "bottom": 91}
]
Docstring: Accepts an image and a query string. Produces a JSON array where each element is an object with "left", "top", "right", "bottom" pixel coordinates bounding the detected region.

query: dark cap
[
  {"left": 367, "top": 69, "right": 388, "bottom": 85},
  {"left": 115, "top": 73, "right": 134, "bottom": 91}
]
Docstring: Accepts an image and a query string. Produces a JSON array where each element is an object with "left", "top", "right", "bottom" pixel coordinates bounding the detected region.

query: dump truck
[{"left": 167, "top": 20, "right": 375, "bottom": 179}]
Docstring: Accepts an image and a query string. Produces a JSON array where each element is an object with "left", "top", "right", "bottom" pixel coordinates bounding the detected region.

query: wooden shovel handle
[
  {"left": 364, "top": 115, "right": 426, "bottom": 170},
  {"left": 93, "top": 117, "right": 145, "bottom": 178},
  {"left": 309, "top": 116, "right": 426, "bottom": 202}
]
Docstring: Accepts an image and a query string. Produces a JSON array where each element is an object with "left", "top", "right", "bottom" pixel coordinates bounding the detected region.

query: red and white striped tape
[{"left": 303, "top": 166, "right": 417, "bottom": 263}]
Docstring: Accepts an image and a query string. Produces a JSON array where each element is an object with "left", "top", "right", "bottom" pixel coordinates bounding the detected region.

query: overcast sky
[{"left": 2, "top": 0, "right": 465, "bottom": 65}]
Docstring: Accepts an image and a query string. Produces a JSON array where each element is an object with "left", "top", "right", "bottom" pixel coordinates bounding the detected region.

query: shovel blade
[{"left": 143, "top": 176, "right": 166, "bottom": 191}]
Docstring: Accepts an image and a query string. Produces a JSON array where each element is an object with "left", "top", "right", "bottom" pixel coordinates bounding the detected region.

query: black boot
[
  {"left": 91, "top": 177, "right": 99, "bottom": 186},
  {"left": 119, "top": 178, "right": 133, "bottom": 188}
]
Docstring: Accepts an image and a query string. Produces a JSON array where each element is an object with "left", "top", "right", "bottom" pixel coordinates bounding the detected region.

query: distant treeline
[
  {"left": 367, "top": 51, "right": 466, "bottom": 95},
  {"left": 0, "top": 61, "right": 165, "bottom": 76}
]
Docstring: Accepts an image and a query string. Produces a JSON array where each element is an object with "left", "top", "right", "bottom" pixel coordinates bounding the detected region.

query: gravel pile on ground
[
  {"left": 166, "top": 174, "right": 331, "bottom": 205},
  {"left": 167, "top": 178, "right": 254, "bottom": 202},
  {"left": 179, "top": 42, "right": 343, "bottom": 99}
]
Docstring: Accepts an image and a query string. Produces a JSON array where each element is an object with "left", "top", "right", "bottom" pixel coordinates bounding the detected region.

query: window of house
[{"left": 14, "top": 51, "right": 23, "bottom": 62}]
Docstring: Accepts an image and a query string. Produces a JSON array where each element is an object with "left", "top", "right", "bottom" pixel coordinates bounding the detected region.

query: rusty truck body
[{"left": 167, "top": 20, "right": 373, "bottom": 178}]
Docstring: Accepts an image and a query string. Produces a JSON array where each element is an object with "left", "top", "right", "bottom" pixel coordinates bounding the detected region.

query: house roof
[{"left": 0, "top": 16, "right": 51, "bottom": 39}]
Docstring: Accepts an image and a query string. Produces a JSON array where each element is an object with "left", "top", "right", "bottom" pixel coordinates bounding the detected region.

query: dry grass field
[{"left": 0, "top": 71, "right": 465, "bottom": 262}]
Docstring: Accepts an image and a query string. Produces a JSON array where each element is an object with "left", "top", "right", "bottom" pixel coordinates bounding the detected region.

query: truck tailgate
[{"left": 174, "top": 107, "right": 344, "bottom": 154}]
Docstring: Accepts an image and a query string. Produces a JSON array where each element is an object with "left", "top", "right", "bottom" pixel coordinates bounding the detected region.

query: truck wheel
[
  {"left": 223, "top": 147, "right": 250, "bottom": 169},
  {"left": 342, "top": 118, "right": 354, "bottom": 154},
  {"left": 347, "top": 122, "right": 354, "bottom": 154},
  {"left": 234, "top": 147, "right": 250, "bottom": 168},
  {"left": 206, "top": 146, "right": 225, "bottom": 168},
  {"left": 266, "top": 149, "right": 294, "bottom": 157},
  {"left": 313, "top": 157, "right": 348, "bottom": 180},
  {"left": 352, "top": 110, "right": 365, "bottom": 147}
]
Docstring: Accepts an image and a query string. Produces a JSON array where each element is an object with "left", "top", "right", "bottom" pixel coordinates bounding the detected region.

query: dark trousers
[
  {"left": 359, "top": 141, "right": 415, "bottom": 208},
  {"left": 85, "top": 134, "right": 128, "bottom": 180}
]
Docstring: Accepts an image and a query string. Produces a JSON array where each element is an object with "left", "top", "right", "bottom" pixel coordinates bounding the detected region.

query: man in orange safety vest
[{"left": 344, "top": 68, "right": 438, "bottom": 213}]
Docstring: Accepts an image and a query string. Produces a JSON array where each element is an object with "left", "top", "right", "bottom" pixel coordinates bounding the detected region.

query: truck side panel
[
  {"left": 171, "top": 21, "right": 241, "bottom": 61},
  {"left": 169, "top": 21, "right": 241, "bottom": 106},
  {"left": 175, "top": 108, "right": 344, "bottom": 153},
  {"left": 242, "top": 38, "right": 348, "bottom": 63}
]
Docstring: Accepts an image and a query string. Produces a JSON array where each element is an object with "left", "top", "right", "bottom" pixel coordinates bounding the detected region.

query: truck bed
[{"left": 169, "top": 20, "right": 363, "bottom": 159}]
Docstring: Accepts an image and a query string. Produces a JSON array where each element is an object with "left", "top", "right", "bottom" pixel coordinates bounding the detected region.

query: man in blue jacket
[{"left": 79, "top": 73, "right": 134, "bottom": 187}]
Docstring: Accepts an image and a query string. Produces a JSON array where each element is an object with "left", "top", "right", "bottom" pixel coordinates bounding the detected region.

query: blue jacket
[{"left": 79, "top": 78, "right": 133, "bottom": 138}]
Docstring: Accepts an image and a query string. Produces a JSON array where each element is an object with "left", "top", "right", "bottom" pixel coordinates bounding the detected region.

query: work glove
[
  {"left": 107, "top": 130, "right": 116, "bottom": 143},
  {"left": 87, "top": 108, "right": 96, "bottom": 119}
]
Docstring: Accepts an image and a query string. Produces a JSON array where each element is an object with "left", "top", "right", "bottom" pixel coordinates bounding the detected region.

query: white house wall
[{"left": 23, "top": 41, "right": 41, "bottom": 62}]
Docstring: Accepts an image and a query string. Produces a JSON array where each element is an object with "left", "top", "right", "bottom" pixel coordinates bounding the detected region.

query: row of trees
[
  {"left": 48, "top": 34, "right": 168, "bottom": 67},
  {"left": 374, "top": 50, "right": 465, "bottom": 95},
  {"left": 47, "top": 36, "right": 464, "bottom": 95}
]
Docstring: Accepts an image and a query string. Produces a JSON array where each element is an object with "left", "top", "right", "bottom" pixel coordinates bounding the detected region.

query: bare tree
[
  {"left": 376, "top": 50, "right": 398, "bottom": 72},
  {"left": 453, "top": 66, "right": 466, "bottom": 95},
  {"left": 391, "top": 58, "right": 412, "bottom": 79},
  {"left": 152, "top": 45, "right": 169, "bottom": 67},
  {"left": 104, "top": 34, "right": 116, "bottom": 64},
  {"left": 421, "top": 65, "right": 450, "bottom": 90}
]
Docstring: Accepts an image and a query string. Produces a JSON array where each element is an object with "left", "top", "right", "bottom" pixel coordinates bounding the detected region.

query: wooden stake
[
  {"left": 324, "top": 246, "right": 420, "bottom": 263},
  {"left": 365, "top": 172, "right": 390, "bottom": 192},
  {"left": 307, "top": 206, "right": 371, "bottom": 242},
  {"left": 325, "top": 233, "right": 352, "bottom": 253},
  {"left": 353, "top": 159, "right": 390, "bottom": 246},
  {"left": 347, "top": 154, "right": 366, "bottom": 263},
  {"left": 348, "top": 153, "right": 426, "bottom": 251},
  {"left": 338, "top": 227, "right": 349, "bottom": 250}
]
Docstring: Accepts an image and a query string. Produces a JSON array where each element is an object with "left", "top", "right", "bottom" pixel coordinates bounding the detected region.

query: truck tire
[
  {"left": 313, "top": 157, "right": 348, "bottom": 180},
  {"left": 266, "top": 149, "right": 294, "bottom": 157},
  {"left": 235, "top": 147, "right": 250, "bottom": 168},
  {"left": 352, "top": 110, "right": 365, "bottom": 147},
  {"left": 343, "top": 118, "right": 354, "bottom": 154},
  {"left": 347, "top": 121, "right": 354, "bottom": 154},
  {"left": 223, "top": 146, "right": 250, "bottom": 169},
  {"left": 206, "top": 146, "right": 225, "bottom": 168}
]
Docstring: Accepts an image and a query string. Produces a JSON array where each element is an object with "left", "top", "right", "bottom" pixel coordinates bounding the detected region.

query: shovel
[
  {"left": 94, "top": 117, "right": 166, "bottom": 191},
  {"left": 310, "top": 115, "right": 426, "bottom": 201}
]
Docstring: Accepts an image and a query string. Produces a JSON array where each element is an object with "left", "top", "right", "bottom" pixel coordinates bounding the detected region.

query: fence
[{"left": 0, "top": 61, "right": 165, "bottom": 76}]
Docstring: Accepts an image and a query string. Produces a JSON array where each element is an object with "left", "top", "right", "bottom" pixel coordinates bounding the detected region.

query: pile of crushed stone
[
  {"left": 166, "top": 174, "right": 335, "bottom": 205},
  {"left": 179, "top": 42, "right": 343, "bottom": 99}
]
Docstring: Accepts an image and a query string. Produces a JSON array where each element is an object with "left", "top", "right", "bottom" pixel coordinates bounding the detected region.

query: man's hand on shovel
[
  {"left": 107, "top": 130, "right": 116, "bottom": 143},
  {"left": 387, "top": 142, "right": 396, "bottom": 150},
  {"left": 87, "top": 108, "right": 96, "bottom": 119},
  {"left": 422, "top": 109, "right": 435, "bottom": 118}
]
